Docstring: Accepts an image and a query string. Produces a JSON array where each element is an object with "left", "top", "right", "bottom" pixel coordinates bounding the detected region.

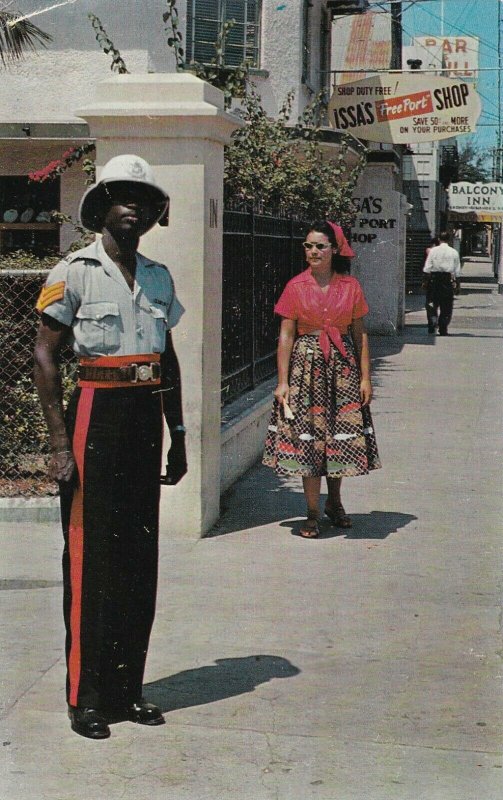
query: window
[
  {"left": 0, "top": 176, "right": 60, "bottom": 256},
  {"left": 186, "top": 1, "right": 262, "bottom": 68}
]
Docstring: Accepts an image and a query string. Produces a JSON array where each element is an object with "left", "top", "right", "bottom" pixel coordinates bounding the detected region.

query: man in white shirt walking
[{"left": 423, "top": 231, "right": 461, "bottom": 335}]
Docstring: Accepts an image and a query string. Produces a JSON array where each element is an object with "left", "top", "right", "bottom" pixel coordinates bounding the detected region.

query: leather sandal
[
  {"left": 325, "top": 503, "right": 352, "bottom": 529},
  {"left": 299, "top": 515, "right": 320, "bottom": 538}
]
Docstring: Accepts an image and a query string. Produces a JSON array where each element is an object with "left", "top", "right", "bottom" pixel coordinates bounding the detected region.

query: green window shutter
[{"left": 187, "top": 0, "right": 261, "bottom": 68}]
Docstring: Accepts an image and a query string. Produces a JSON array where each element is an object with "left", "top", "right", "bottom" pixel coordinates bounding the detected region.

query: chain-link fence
[{"left": 0, "top": 270, "right": 76, "bottom": 498}]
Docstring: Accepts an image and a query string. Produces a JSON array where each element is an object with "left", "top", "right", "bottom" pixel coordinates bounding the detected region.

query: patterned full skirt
[{"left": 262, "top": 334, "right": 381, "bottom": 478}]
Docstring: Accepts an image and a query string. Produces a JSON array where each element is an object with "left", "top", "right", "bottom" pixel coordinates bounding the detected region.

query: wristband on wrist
[{"left": 171, "top": 424, "right": 186, "bottom": 434}]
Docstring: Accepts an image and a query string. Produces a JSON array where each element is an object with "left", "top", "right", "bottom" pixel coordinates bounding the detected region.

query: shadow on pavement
[
  {"left": 210, "top": 466, "right": 416, "bottom": 540},
  {"left": 143, "top": 655, "right": 301, "bottom": 712},
  {"left": 281, "top": 510, "right": 417, "bottom": 540}
]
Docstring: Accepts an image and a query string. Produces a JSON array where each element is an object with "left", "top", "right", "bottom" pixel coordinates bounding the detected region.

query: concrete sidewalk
[{"left": 1, "top": 260, "right": 502, "bottom": 800}]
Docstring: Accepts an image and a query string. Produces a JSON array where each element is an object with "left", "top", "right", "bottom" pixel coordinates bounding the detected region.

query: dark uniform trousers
[
  {"left": 425, "top": 272, "right": 454, "bottom": 334},
  {"left": 60, "top": 386, "right": 163, "bottom": 710}
]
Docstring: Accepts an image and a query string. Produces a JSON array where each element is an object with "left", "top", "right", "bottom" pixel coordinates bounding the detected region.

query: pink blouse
[{"left": 274, "top": 268, "right": 369, "bottom": 360}]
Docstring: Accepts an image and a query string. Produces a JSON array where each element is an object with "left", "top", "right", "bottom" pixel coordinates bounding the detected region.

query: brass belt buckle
[{"left": 130, "top": 362, "right": 158, "bottom": 383}]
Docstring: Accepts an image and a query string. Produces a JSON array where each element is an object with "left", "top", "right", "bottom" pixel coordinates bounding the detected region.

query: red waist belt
[{"left": 78, "top": 354, "right": 161, "bottom": 388}]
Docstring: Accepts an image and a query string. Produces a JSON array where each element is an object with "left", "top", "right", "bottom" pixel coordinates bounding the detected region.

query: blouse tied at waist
[{"left": 298, "top": 322, "right": 348, "bottom": 362}]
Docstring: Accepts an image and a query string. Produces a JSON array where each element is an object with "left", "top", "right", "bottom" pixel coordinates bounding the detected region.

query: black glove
[{"left": 160, "top": 431, "right": 187, "bottom": 485}]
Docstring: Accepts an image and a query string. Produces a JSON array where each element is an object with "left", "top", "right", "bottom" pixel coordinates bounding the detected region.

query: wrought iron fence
[{"left": 222, "top": 208, "right": 308, "bottom": 403}]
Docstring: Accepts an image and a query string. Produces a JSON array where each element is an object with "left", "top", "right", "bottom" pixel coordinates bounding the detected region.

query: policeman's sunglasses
[
  {"left": 104, "top": 183, "right": 166, "bottom": 209},
  {"left": 302, "top": 242, "right": 332, "bottom": 251}
]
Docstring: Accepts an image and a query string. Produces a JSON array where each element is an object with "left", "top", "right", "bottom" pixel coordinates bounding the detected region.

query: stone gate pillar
[
  {"left": 77, "top": 74, "right": 242, "bottom": 537},
  {"left": 351, "top": 158, "right": 410, "bottom": 334}
]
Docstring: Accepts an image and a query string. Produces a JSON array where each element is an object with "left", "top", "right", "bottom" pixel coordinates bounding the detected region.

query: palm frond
[{"left": 0, "top": 10, "right": 52, "bottom": 66}]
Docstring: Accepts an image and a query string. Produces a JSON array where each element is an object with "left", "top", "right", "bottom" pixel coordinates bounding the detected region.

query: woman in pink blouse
[{"left": 263, "top": 221, "right": 381, "bottom": 537}]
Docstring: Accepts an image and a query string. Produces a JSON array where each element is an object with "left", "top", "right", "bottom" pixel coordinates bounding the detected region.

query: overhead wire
[
  {"left": 370, "top": 0, "right": 498, "bottom": 61},
  {"left": 395, "top": 3, "right": 501, "bottom": 115},
  {"left": 411, "top": 0, "right": 501, "bottom": 57}
]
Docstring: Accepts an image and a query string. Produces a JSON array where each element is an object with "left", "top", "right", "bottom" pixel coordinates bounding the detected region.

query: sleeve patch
[{"left": 35, "top": 281, "right": 66, "bottom": 313}]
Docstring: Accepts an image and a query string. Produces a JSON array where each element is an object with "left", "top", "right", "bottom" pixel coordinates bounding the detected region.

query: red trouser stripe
[{"left": 68, "top": 388, "right": 95, "bottom": 707}]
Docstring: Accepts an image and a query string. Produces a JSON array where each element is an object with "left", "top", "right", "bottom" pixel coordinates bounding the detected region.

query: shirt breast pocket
[
  {"left": 149, "top": 305, "right": 168, "bottom": 352},
  {"left": 75, "top": 302, "right": 121, "bottom": 354}
]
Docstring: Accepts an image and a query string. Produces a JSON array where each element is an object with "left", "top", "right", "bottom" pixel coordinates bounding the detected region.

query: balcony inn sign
[
  {"left": 328, "top": 72, "right": 481, "bottom": 144},
  {"left": 448, "top": 182, "right": 503, "bottom": 214}
]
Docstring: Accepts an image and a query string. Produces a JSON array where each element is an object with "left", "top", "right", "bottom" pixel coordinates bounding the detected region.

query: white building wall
[
  {"left": 1, "top": 50, "right": 149, "bottom": 124},
  {"left": 0, "top": 1, "right": 330, "bottom": 124}
]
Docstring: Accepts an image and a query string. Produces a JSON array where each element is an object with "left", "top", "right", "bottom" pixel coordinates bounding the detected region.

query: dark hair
[
  {"left": 430, "top": 236, "right": 440, "bottom": 247},
  {"left": 439, "top": 231, "right": 450, "bottom": 243},
  {"left": 306, "top": 220, "right": 350, "bottom": 274}
]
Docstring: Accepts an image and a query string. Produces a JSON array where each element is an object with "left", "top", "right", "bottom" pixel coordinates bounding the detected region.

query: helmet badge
[{"left": 128, "top": 160, "right": 147, "bottom": 180}]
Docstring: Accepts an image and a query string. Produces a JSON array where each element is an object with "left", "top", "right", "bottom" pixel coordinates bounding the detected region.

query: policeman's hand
[
  {"left": 160, "top": 432, "right": 187, "bottom": 485},
  {"left": 48, "top": 449, "right": 76, "bottom": 483}
]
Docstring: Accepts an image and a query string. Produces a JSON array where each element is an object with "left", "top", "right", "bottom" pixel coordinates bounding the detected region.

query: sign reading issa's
[{"left": 328, "top": 73, "right": 481, "bottom": 144}]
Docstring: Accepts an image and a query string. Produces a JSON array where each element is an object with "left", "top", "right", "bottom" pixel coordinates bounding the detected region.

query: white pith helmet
[{"left": 78, "top": 155, "right": 170, "bottom": 233}]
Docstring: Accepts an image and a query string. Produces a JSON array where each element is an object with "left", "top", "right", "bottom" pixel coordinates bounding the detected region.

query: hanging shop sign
[
  {"left": 328, "top": 72, "right": 481, "bottom": 144},
  {"left": 413, "top": 36, "right": 479, "bottom": 80},
  {"left": 448, "top": 182, "right": 503, "bottom": 214}
]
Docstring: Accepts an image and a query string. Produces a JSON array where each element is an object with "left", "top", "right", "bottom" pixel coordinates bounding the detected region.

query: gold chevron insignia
[{"left": 36, "top": 281, "right": 66, "bottom": 312}]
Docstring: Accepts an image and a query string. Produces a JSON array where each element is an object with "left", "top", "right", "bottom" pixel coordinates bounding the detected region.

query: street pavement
[{"left": 1, "top": 258, "right": 502, "bottom": 800}]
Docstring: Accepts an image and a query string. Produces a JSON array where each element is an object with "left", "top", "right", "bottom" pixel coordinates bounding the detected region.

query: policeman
[{"left": 34, "top": 155, "right": 187, "bottom": 739}]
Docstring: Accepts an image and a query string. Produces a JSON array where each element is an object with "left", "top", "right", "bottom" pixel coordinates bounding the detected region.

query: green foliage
[
  {"left": 163, "top": 0, "right": 249, "bottom": 109},
  {"left": 457, "top": 141, "right": 491, "bottom": 183},
  {"left": 49, "top": 212, "right": 94, "bottom": 247},
  {"left": 88, "top": 13, "right": 129, "bottom": 74},
  {"left": 224, "top": 89, "right": 366, "bottom": 224},
  {"left": 0, "top": 249, "right": 60, "bottom": 271},
  {"left": 81, "top": 157, "right": 96, "bottom": 185},
  {"left": 0, "top": 8, "right": 51, "bottom": 66}
]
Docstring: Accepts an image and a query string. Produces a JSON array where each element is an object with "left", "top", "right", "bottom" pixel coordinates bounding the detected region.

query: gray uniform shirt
[{"left": 37, "top": 239, "right": 184, "bottom": 357}]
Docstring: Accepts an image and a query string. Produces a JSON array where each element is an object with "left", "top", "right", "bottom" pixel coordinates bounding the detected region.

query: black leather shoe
[
  {"left": 127, "top": 700, "right": 165, "bottom": 726},
  {"left": 68, "top": 707, "right": 111, "bottom": 739}
]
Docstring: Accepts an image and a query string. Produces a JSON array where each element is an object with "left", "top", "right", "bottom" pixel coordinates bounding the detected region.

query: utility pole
[
  {"left": 390, "top": 1, "right": 402, "bottom": 71},
  {"left": 498, "top": 0, "right": 503, "bottom": 292}
]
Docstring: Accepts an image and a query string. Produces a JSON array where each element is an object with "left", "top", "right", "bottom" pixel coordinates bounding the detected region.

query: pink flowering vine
[{"left": 29, "top": 143, "right": 96, "bottom": 183}]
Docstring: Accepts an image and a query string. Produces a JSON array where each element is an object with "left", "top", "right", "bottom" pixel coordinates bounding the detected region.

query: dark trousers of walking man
[{"left": 425, "top": 273, "right": 454, "bottom": 335}]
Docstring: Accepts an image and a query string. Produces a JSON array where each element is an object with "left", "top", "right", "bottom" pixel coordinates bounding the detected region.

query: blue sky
[{"left": 397, "top": 0, "right": 501, "bottom": 155}]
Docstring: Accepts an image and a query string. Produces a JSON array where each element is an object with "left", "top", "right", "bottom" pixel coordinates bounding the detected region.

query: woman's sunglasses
[{"left": 302, "top": 242, "right": 332, "bottom": 251}]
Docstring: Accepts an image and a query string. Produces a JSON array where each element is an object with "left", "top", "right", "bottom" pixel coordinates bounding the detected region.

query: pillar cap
[{"left": 76, "top": 73, "right": 243, "bottom": 143}]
